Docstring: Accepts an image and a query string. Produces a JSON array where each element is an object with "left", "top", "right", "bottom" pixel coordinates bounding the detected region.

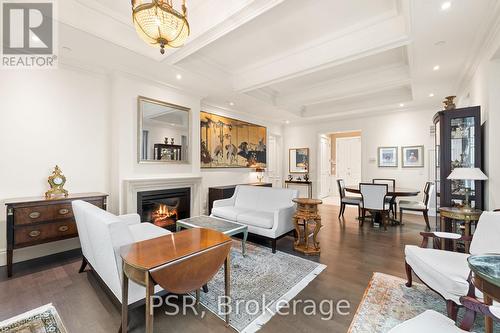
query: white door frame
[{"left": 268, "top": 133, "right": 283, "bottom": 187}]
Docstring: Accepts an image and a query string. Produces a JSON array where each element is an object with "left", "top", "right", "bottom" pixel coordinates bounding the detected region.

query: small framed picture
[
  {"left": 378, "top": 147, "right": 398, "bottom": 167},
  {"left": 402, "top": 145, "right": 424, "bottom": 168}
]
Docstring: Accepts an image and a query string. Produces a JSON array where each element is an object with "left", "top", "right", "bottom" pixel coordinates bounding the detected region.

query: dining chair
[
  {"left": 372, "top": 178, "right": 397, "bottom": 218},
  {"left": 337, "top": 179, "right": 362, "bottom": 218},
  {"left": 359, "top": 183, "right": 390, "bottom": 230},
  {"left": 399, "top": 182, "right": 434, "bottom": 230}
]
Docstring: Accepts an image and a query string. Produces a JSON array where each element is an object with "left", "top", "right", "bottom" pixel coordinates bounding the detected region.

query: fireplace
[{"left": 137, "top": 188, "right": 190, "bottom": 230}]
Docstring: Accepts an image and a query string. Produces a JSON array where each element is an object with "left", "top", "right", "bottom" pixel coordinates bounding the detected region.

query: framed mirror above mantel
[{"left": 137, "top": 96, "right": 191, "bottom": 164}]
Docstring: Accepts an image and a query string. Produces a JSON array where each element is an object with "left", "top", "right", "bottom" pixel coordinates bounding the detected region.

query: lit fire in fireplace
[{"left": 152, "top": 204, "right": 178, "bottom": 228}]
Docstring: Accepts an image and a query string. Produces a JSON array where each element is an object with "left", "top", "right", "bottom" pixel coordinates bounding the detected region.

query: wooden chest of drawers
[{"left": 5, "top": 192, "right": 107, "bottom": 277}]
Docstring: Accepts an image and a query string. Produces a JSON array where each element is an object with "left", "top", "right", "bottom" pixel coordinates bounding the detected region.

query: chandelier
[{"left": 132, "top": 0, "right": 190, "bottom": 54}]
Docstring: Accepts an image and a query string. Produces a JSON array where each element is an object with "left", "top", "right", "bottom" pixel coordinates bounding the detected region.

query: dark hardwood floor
[{"left": 0, "top": 205, "right": 431, "bottom": 332}]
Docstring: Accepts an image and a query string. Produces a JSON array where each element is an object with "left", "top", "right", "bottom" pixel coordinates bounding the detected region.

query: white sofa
[
  {"left": 211, "top": 185, "right": 298, "bottom": 253},
  {"left": 72, "top": 200, "right": 171, "bottom": 306}
]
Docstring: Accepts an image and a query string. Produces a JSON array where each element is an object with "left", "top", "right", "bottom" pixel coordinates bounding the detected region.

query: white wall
[
  {"left": 109, "top": 73, "right": 201, "bottom": 214},
  {"left": 283, "top": 109, "right": 437, "bottom": 207},
  {"left": 0, "top": 66, "right": 110, "bottom": 265},
  {"left": 459, "top": 59, "right": 500, "bottom": 210}
]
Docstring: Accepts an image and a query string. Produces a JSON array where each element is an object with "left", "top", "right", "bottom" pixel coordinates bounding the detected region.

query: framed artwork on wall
[
  {"left": 200, "top": 111, "right": 267, "bottom": 168},
  {"left": 289, "top": 148, "right": 309, "bottom": 173},
  {"left": 402, "top": 145, "right": 424, "bottom": 168},
  {"left": 378, "top": 147, "right": 398, "bottom": 167}
]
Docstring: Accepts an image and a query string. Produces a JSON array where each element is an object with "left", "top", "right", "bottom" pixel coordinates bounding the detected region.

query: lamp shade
[{"left": 447, "top": 168, "right": 488, "bottom": 180}]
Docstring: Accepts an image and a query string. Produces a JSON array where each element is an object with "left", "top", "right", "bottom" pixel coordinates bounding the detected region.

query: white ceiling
[{"left": 56, "top": 0, "right": 500, "bottom": 124}]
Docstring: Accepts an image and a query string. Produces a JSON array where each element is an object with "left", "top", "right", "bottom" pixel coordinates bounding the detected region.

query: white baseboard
[{"left": 0, "top": 238, "right": 81, "bottom": 267}]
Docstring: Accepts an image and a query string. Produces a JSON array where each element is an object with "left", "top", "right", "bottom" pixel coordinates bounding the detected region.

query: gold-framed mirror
[{"left": 137, "top": 96, "right": 190, "bottom": 164}]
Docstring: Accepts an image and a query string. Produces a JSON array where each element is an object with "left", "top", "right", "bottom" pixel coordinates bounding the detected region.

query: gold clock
[{"left": 45, "top": 165, "right": 68, "bottom": 199}]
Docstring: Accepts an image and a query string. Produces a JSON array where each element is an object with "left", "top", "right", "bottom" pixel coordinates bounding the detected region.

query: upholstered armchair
[
  {"left": 72, "top": 200, "right": 171, "bottom": 305},
  {"left": 404, "top": 211, "right": 500, "bottom": 319},
  {"left": 389, "top": 296, "right": 500, "bottom": 332}
]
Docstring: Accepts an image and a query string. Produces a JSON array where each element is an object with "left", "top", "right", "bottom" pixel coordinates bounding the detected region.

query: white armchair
[
  {"left": 404, "top": 211, "right": 500, "bottom": 319},
  {"left": 72, "top": 200, "right": 171, "bottom": 305},
  {"left": 389, "top": 296, "right": 500, "bottom": 332},
  {"left": 211, "top": 185, "right": 298, "bottom": 253}
]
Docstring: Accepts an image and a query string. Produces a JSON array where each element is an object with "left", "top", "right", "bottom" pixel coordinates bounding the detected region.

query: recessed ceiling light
[
  {"left": 441, "top": 1, "right": 451, "bottom": 10},
  {"left": 176, "top": 74, "right": 182, "bottom": 80},
  {"left": 429, "top": 93, "right": 435, "bottom": 97},
  {"left": 229, "top": 102, "right": 235, "bottom": 106},
  {"left": 399, "top": 103, "right": 405, "bottom": 107},
  {"left": 433, "top": 65, "right": 440, "bottom": 71},
  {"left": 285, "top": 120, "right": 290, "bottom": 124}
]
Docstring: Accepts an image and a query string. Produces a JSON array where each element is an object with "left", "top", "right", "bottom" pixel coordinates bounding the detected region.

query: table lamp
[
  {"left": 255, "top": 167, "right": 265, "bottom": 183},
  {"left": 447, "top": 167, "right": 488, "bottom": 211}
]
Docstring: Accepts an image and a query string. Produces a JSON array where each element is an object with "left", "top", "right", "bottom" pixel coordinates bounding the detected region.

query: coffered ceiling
[{"left": 56, "top": 0, "right": 500, "bottom": 124}]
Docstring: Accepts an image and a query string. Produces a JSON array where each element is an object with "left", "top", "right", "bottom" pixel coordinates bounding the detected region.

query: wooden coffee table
[
  {"left": 177, "top": 216, "right": 248, "bottom": 256},
  {"left": 120, "top": 228, "right": 232, "bottom": 333}
]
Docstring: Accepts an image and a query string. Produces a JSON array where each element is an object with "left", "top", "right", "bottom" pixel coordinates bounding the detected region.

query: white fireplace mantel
[{"left": 122, "top": 175, "right": 202, "bottom": 216}]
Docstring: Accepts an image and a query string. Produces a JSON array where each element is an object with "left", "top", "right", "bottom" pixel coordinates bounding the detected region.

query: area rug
[
  {"left": 348, "top": 272, "right": 499, "bottom": 332},
  {"left": 194, "top": 240, "right": 326, "bottom": 333},
  {"left": 0, "top": 304, "right": 67, "bottom": 333}
]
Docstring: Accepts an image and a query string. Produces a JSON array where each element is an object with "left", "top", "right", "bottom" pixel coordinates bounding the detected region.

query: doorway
[
  {"left": 267, "top": 134, "right": 282, "bottom": 187},
  {"left": 321, "top": 131, "right": 362, "bottom": 205}
]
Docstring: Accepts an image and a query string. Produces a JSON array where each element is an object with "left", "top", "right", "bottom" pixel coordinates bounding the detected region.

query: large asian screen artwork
[{"left": 200, "top": 111, "right": 267, "bottom": 168}]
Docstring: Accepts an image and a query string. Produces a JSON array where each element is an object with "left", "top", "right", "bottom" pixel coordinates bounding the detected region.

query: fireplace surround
[{"left": 137, "top": 188, "right": 190, "bottom": 230}]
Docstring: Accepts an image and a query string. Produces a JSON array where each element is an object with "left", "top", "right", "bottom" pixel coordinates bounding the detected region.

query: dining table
[{"left": 345, "top": 185, "right": 420, "bottom": 224}]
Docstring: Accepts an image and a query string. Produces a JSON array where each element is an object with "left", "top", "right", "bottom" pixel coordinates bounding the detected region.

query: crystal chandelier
[{"left": 132, "top": 0, "right": 190, "bottom": 54}]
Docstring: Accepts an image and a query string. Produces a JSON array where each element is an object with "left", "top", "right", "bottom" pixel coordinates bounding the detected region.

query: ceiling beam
[
  {"left": 233, "top": 15, "right": 410, "bottom": 93},
  {"left": 164, "top": 0, "right": 286, "bottom": 65},
  {"left": 275, "top": 64, "right": 410, "bottom": 108}
]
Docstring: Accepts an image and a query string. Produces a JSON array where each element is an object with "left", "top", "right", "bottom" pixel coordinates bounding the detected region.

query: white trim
[{"left": 122, "top": 175, "right": 202, "bottom": 216}]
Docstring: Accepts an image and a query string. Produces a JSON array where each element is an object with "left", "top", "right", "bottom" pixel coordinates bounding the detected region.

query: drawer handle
[
  {"left": 29, "top": 230, "right": 41, "bottom": 237},
  {"left": 58, "top": 208, "right": 70, "bottom": 215},
  {"left": 58, "top": 225, "right": 69, "bottom": 232},
  {"left": 29, "top": 212, "right": 41, "bottom": 219}
]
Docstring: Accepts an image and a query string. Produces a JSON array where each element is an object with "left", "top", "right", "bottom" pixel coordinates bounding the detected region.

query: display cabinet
[{"left": 433, "top": 106, "right": 483, "bottom": 226}]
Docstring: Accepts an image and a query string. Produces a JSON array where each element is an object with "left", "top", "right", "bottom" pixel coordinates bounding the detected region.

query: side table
[
  {"left": 293, "top": 198, "right": 322, "bottom": 255},
  {"left": 439, "top": 207, "right": 482, "bottom": 252},
  {"left": 120, "top": 228, "right": 232, "bottom": 333},
  {"left": 468, "top": 254, "right": 500, "bottom": 333}
]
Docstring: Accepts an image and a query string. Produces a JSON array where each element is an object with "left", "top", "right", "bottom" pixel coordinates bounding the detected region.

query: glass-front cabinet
[{"left": 433, "top": 106, "right": 483, "bottom": 227}]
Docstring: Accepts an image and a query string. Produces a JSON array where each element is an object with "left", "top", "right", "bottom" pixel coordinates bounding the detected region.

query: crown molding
[
  {"left": 455, "top": 0, "right": 500, "bottom": 96},
  {"left": 233, "top": 15, "right": 409, "bottom": 92}
]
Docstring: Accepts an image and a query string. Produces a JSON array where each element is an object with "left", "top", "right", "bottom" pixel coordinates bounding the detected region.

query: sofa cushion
[
  {"left": 237, "top": 210, "right": 274, "bottom": 229},
  {"left": 257, "top": 188, "right": 297, "bottom": 212},
  {"left": 129, "top": 223, "right": 171, "bottom": 242},
  {"left": 388, "top": 310, "right": 469, "bottom": 333},
  {"left": 234, "top": 186, "right": 260, "bottom": 211},
  {"left": 212, "top": 206, "right": 250, "bottom": 221},
  {"left": 405, "top": 245, "right": 470, "bottom": 301}
]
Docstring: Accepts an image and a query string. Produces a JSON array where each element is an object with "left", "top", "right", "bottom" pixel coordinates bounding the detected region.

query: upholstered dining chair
[
  {"left": 388, "top": 296, "right": 500, "bottom": 332},
  {"left": 372, "top": 178, "right": 397, "bottom": 218},
  {"left": 359, "top": 183, "right": 390, "bottom": 230},
  {"left": 405, "top": 211, "right": 500, "bottom": 320},
  {"left": 399, "top": 182, "right": 434, "bottom": 230},
  {"left": 337, "top": 179, "right": 362, "bottom": 218}
]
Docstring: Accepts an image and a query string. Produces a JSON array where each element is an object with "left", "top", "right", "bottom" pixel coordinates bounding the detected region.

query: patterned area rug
[
  {"left": 195, "top": 240, "right": 326, "bottom": 333},
  {"left": 0, "top": 304, "right": 67, "bottom": 333},
  {"left": 348, "top": 272, "right": 499, "bottom": 332}
]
